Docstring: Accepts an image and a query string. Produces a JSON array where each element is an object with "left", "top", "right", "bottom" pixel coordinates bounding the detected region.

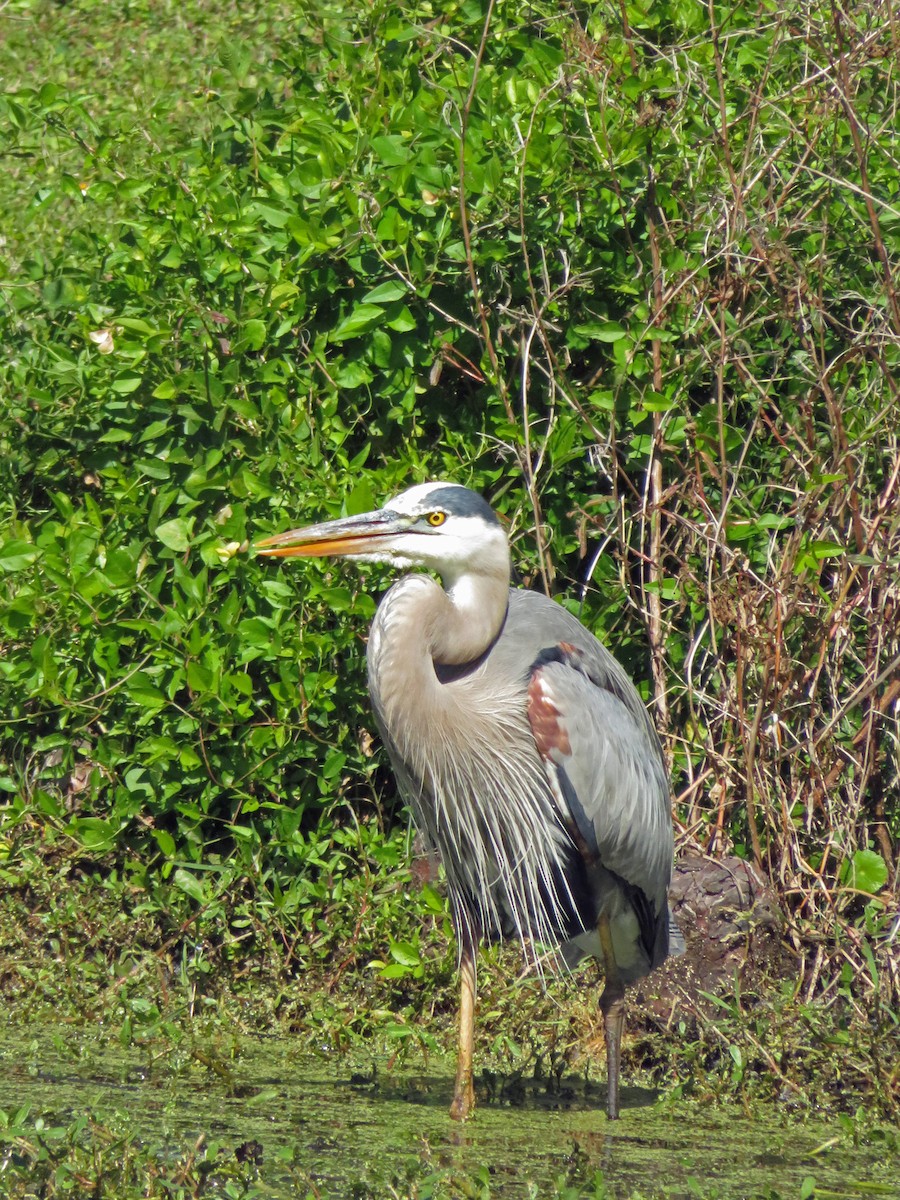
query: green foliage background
[{"left": 1, "top": 0, "right": 898, "bottom": 1103}]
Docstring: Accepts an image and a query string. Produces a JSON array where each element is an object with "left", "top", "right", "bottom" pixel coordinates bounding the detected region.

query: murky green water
[{"left": 0, "top": 1029, "right": 896, "bottom": 1198}]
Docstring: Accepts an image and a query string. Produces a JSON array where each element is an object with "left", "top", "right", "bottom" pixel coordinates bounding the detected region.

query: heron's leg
[
  {"left": 597, "top": 913, "right": 626, "bottom": 1121},
  {"left": 449, "top": 929, "right": 476, "bottom": 1121}
]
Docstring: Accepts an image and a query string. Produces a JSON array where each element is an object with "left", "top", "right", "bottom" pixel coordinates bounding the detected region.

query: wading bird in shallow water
[{"left": 256, "top": 482, "right": 676, "bottom": 1120}]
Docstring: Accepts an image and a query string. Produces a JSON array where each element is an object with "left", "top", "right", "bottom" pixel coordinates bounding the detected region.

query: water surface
[{"left": 0, "top": 1029, "right": 895, "bottom": 1197}]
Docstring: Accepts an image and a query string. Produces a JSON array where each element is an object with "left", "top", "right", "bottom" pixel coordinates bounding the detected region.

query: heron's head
[{"left": 255, "top": 482, "right": 510, "bottom": 585}]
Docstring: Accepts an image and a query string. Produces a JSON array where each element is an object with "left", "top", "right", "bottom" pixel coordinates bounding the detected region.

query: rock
[{"left": 640, "top": 852, "right": 795, "bottom": 1018}]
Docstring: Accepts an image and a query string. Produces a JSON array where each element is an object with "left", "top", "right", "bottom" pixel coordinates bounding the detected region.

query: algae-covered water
[{"left": 0, "top": 1028, "right": 896, "bottom": 1198}]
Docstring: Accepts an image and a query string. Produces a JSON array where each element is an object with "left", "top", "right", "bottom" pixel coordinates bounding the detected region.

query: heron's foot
[{"left": 449, "top": 1072, "right": 475, "bottom": 1120}]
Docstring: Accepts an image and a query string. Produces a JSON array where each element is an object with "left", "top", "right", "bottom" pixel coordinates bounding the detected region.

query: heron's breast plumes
[{"left": 368, "top": 578, "right": 582, "bottom": 959}]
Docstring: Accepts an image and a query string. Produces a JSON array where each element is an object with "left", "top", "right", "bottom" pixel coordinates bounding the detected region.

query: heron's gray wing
[{"left": 526, "top": 643, "right": 673, "bottom": 968}]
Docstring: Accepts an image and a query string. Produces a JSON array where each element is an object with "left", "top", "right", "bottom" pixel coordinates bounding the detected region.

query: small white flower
[
  {"left": 88, "top": 328, "right": 115, "bottom": 354},
  {"left": 215, "top": 540, "right": 243, "bottom": 564}
]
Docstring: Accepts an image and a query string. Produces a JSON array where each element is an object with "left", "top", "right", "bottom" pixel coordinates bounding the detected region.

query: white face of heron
[{"left": 377, "top": 482, "right": 510, "bottom": 583}]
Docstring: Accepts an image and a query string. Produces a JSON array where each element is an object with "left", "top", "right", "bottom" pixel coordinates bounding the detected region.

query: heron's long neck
[
  {"left": 368, "top": 567, "right": 509, "bottom": 741},
  {"left": 428, "top": 570, "right": 509, "bottom": 665}
]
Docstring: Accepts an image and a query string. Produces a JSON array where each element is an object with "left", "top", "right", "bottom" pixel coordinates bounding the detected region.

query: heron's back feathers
[{"left": 520, "top": 614, "right": 673, "bottom": 980}]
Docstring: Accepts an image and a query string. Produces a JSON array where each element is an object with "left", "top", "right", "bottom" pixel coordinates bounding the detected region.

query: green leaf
[
  {"left": 807, "top": 540, "right": 845, "bottom": 559},
  {"left": 346, "top": 479, "right": 376, "bottom": 515},
  {"left": 0, "top": 540, "right": 41, "bottom": 573},
  {"left": 370, "top": 135, "right": 411, "bottom": 165},
  {"left": 386, "top": 304, "right": 416, "bottom": 332},
  {"left": 126, "top": 674, "right": 167, "bottom": 709},
  {"left": 380, "top": 963, "right": 411, "bottom": 979},
  {"left": 420, "top": 883, "right": 445, "bottom": 914},
  {"left": 111, "top": 375, "right": 144, "bottom": 394},
  {"left": 840, "top": 850, "right": 888, "bottom": 894},
  {"left": 388, "top": 940, "right": 421, "bottom": 967},
  {"left": 241, "top": 319, "right": 266, "bottom": 351},
  {"left": 155, "top": 518, "right": 193, "bottom": 552},
  {"left": 117, "top": 318, "right": 165, "bottom": 336},
  {"left": 153, "top": 829, "right": 177, "bottom": 857},
  {"left": 187, "top": 661, "right": 215, "bottom": 692},
  {"left": 67, "top": 818, "right": 118, "bottom": 853},
  {"left": 573, "top": 321, "right": 627, "bottom": 342},
  {"left": 641, "top": 392, "right": 677, "bottom": 412},
  {"left": 250, "top": 203, "right": 291, "bottom": 228},
  {"left": 173, "top": 868, "right": 206, "bottom": 904},
  {"left": 360, "top": 281, "right": 407, "bottom": 304},
  {"left": 330, "top": 304, "right": 385, "bottom": 342}
]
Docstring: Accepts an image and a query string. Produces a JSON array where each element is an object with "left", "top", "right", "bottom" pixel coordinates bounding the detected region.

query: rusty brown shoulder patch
[{"left": 526, "top": 669, "right": 571, "bottom": 759}]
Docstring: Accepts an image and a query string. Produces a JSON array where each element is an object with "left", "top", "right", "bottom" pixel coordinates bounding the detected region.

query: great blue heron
[{"left": 257, "top": 481, "right": 675, "bottom": 1120}]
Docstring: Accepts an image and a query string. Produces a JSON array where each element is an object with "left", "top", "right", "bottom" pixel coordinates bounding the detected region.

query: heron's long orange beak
[{"left": 254, "top": 509, "right": 410, "bottom": 559}]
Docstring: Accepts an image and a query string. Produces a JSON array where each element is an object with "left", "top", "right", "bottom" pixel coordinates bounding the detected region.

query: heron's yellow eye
[{"left": 426, "top": 511, "right": 447, "bottom": 527}]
